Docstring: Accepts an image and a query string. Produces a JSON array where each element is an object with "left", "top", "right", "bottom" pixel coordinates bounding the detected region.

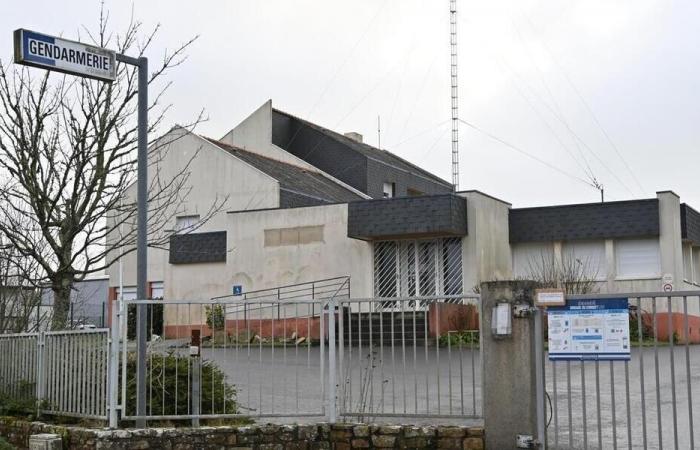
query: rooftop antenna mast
[{"left": 450, "top": 0, "right": 460, "bottom": 190}]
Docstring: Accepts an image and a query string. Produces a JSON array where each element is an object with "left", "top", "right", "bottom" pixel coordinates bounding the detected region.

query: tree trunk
[{"left": 51, "top": 277, "right": 73, "bottom": 330}]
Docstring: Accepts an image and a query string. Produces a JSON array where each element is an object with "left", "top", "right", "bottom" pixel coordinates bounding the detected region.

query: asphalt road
[{"left": 165, "top": 342, "right": 699, "bottom": 448}]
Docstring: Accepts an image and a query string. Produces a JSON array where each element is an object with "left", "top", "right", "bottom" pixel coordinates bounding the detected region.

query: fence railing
[
  {"left": 0, "top": 329, "right": 109, "bottom": 420},
  {"left": 337, "top": 295, "right": 481, "bottom": 420},
  {"left": 120, "top": 298, "right": 329, "bottom": 421},
  {"left": 42, "top": 329, "right": 110, "bottom": 419},
  {"left": 118, "top": 294, "right": 482, "bottom": 424},
  {"left": 545, "top": 291, "right": 700, "bottom": 450},
  {"left": 0, "top": 332, "right": 39, "bottom": 405}
]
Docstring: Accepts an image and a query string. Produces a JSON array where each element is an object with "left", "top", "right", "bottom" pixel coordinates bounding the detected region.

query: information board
[{"left": 548, "top": 298, "right": 630, "bottom": 361}]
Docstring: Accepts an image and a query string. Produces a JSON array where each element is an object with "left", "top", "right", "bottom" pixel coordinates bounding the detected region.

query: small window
[
  {"left": 151, "top": 282, "right": 164, "bottom": 300},
  {"left": 117, "top": 286, "right": 138, "bottom": 301},
  {"left": 615, "top": 239, "right": 660, "bottom": 278},
  {"left": 512, "top": 242, "right": 554, "bottom": 278},
  {"left": 175, "top": 215, "right": 200, "bottom": 233},
  {"left": 382, "top": 182, "right": 395, "bottom": 198},
  {"left": 694, "top": 247, "right": 700, "bottom": 283},
  {"left": 562, "top": 240, "right": 606, "bottom": 280}
]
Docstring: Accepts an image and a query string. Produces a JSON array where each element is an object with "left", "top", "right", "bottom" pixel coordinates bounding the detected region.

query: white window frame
[
  {"left": 175, "top": 214, "right": 200, "bottom": 233},
  {"left": 382, "top": 182, "right": 395, "bottom": 198},
  {"left": 512, "top": 242, "right": 555, "bottom": 279},
  {"left": 614, "top": 238, "right": 661, "bottom": 280},
  {"left": 562, "top": 240, "right": 607, "bottom": 281}
]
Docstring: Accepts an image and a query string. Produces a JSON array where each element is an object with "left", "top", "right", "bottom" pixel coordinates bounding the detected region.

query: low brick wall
[{"left": 0, "top": 418, "right": 484, "bottom": 450}]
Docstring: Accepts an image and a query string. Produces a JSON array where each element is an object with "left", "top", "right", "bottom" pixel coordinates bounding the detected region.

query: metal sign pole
[
  {"left": 13, "top": 29, "right": 149, "bottom": 429},
  {"left": 116, "top": 53, "right": 148, "bottom": 428}
]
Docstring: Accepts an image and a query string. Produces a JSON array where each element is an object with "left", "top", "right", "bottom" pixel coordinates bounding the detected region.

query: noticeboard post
[{"left": 547, "top": 298, "right": 631, "bottom": 361}]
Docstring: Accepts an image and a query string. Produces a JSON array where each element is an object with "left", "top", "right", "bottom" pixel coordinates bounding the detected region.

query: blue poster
[{"left": 548, "top": 298, "right": 630, "bottom": 361}]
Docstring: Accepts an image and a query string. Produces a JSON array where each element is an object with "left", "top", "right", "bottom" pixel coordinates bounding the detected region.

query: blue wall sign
[
  {"left": 232, "top": 285, "right": 243, "bottom": 295},
  {"left": 548, "top": 298, "right": 630, "bottom": 361},
  {"left": 14, "top": 29, "right": 116, "bottom": 82}
]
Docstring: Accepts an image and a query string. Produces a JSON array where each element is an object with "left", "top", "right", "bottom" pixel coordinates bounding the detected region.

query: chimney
[{"left": 344, "top": 132, "right": 363, "bottom": 143}]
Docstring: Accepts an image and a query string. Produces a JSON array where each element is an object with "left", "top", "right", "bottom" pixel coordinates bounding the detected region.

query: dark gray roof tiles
[
  {"left": 681, "top": 203, "right": 700, "bottom": 244},
  {"left": 272, "top": 108, "right": 452, "bottom": 188},
  {"left": 347, "top": 194, "right": 467, "bottom": 240},
  {"left": 205, "top": 138, "right": 363, "bottom": 207},
  {"left": 509, "top": 199, "right": 660, "bottom": 243}
]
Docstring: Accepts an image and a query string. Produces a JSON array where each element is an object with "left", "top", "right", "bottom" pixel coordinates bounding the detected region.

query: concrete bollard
[
  {"left": 480, "top": 280, "right": 541, "bottom": 449},
  {"left": 28, "top": 434, "right": 62, "bottom": 450}
]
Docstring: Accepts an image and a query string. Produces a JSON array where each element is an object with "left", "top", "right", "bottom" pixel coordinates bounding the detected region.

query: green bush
[
  {"left": 0, "top": 436, "right": 16, "bottom": 450},
  {"left": 0, "top": 379, "right": 37, "bottom": 416},
  {"left": 205, "top": 305, "right": 225, "bottom": 331},
  {"left": 439, "top": 330, "right": 480, "bottom": 347},
  {"left": 123, "top": 352, "right": 237, "bottom": 416}
]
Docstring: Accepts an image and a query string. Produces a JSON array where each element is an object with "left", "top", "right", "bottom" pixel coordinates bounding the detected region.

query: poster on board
[{"left": 548, "top": 298, "right": 630, "bottom": 361}]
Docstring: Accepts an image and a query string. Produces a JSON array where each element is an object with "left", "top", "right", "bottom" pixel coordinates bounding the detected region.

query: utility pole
[
  {"left": 377, "top": 115, "right": 381, "bottom": 149},
  {"left": 450, "top": 0, "right": 460, "bottom": 190}
]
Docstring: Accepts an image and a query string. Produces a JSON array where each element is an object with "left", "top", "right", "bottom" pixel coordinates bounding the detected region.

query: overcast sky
[{"left": 2, "top": 1, "right": 698, "bottom": 208}]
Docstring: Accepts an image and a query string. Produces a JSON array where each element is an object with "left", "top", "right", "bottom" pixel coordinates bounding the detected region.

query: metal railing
[
  {"left": 0, "top": 329, "right": 109, "bottom": 420},
  {"left": 337, "top": 295, "right": 481, "bottom": 422},
  {"left": 42, "top": 329, "right": 110, "bottom": 419},
  {"left": 212, "top": 276, "right": 350, "bottom": 303},
  {"left": 117, "top": 293, "right": 482, "bottom": 425},
  {"left": 119, "top": 298, "right": 329, "bottom": 422},
  {"left": 545, "top": 291, "right": 700, "bottom": 449},
  {"left": 0, "top": 333, "right": 39, "bottom": 405}
]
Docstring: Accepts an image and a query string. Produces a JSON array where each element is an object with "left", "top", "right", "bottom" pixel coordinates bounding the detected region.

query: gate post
[
  {"left": 108, "top": 300, "right": 121, "bottom": 428},
  {"left": 480, "top": 280, "right": 541, "bottom": 449}
]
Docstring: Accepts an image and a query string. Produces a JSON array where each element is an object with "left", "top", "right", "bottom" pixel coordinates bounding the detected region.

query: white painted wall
[
  {"left": 459, "top": 191, "right": 513, "bottom": 292},
  {"left": 219, "top": 100, "right": 369, "bottom": 199},
  {"left": 106, "top": 127, "right": 281, "bottom": 290}
]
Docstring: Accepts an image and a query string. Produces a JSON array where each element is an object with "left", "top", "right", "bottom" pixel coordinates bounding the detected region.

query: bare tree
[
  {"left": 525, "top": 250, "right": 600, "bottom": 295},
  {"left": 0, "top": 237, "right": 43, "bottom": 333},
  {"left": 0, "top": 8, "right": 224, "bottom": 329}
]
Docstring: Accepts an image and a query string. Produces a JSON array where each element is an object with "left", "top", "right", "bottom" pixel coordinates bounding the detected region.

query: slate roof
[
  {"left": 509, "top": 199, "right": 660, "bottom": 243},
  {"left": 206, "top": 138, "right": 363, "bottom": 207},
  {"left": 681, "top": 203, "right": 700, "bottom": 244},
  {"left": 170, "top": 231, "right": 227, "bottom": 264},
  {"left": 347, "top": 194, "right": 467, "bottom": 241},
  {"left": 272, "top": 109, "right": 452, "bottom": 188}
]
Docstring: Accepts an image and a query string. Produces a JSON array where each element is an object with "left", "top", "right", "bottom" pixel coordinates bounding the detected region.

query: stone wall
[{"left": 0, "top": 418, "right": 484, "bottom": 450}]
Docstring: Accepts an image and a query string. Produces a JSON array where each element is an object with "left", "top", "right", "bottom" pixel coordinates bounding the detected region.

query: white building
[{"left": 106, "top": 100, "right": 700, "bottom": 341}]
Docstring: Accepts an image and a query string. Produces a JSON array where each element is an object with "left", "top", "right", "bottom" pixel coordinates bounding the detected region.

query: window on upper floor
[
  {"left": 615, "top": 238, "right": 660, "bottom": 279},
  {"left": 382, "top": 182, "right": 395, "bottom": 198},
  {"left": 694, "top": 247, "right": 700, "bottom": 284},
  {"left": 562, "top": 240, "right": 607, "bottom": 280},
  {"left": 175, "top": 215, "right": 200, "bottom": 233}
]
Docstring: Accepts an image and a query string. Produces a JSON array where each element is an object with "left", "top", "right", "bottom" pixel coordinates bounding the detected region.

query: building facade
[{"left": 106, "top": 101, "right": 700, "bottom": 339}]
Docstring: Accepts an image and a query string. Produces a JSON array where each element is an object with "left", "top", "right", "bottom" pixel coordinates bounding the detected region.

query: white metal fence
[
  {"left": 116, "top": 293, "right": 482, "bottom": 425},
  {"left": 544, "top": 291, "right": 700, "bottom": 450},
  {"left": 0, "top": 333, "right": 39, "bottom": 405},
  {"left": 0, "top": 329, "right": 109, "bottom": 420}
]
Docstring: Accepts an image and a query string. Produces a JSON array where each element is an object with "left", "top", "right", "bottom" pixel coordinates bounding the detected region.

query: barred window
[{"left": 373, "top": 238, "right": 463, "bottom": 297}]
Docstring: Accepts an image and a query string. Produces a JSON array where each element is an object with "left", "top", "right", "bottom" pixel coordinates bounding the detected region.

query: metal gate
[
  {"left": 118, "top": 297, "right": 329, "bottom": 422},
  {"left": 542, "top": 291, "right": 700, "bottom": 449},
  {"left": 336, "top": 295, "right": 482, "bottom": 422}
]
